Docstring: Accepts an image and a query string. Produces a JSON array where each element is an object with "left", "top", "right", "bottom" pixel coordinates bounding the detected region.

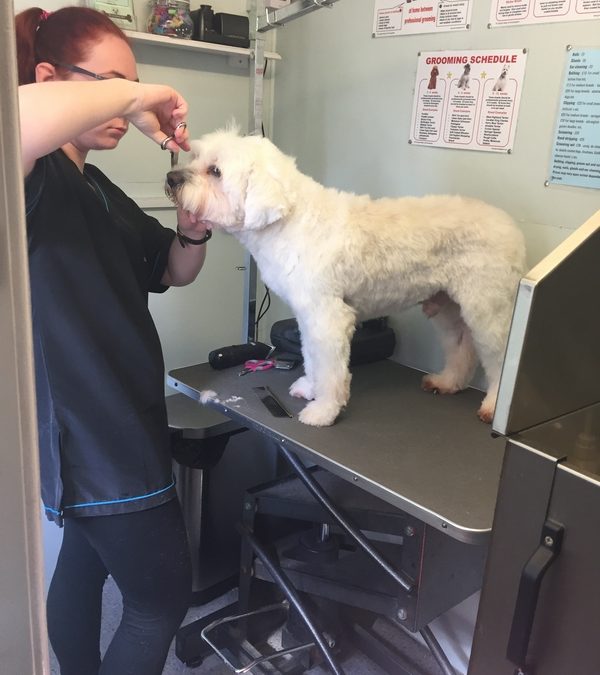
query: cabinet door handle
[{"left": 506, "top": 519, "right": 564, "bottom": 672}]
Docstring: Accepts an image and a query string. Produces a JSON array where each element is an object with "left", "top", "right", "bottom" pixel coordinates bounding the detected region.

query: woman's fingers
[
  {"left": 158, "top": 122, "right": 189, "bottom": 153},
  {"left": 130, "top": 84, "right": 191, "bottom": 151},
  {"left": 172, "top": 120, "right": 190, "bottom": 152}
]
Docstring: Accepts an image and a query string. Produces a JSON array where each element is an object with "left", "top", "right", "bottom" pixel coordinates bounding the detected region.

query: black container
[
  {"left": 191, "top": 4, "right": 249, "bottom": 48},
  {"left": 270, "top": 317, "right": 397, "bottom": 366}
]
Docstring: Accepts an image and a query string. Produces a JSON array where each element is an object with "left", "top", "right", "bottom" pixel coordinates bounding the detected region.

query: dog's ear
[{"left": 244, "top": 163, "right": 292, "bottom": 230}]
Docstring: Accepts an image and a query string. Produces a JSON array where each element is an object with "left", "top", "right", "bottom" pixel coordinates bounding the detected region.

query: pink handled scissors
[{"left": 238, "top": 359, "right": 275, "bottom": 376}]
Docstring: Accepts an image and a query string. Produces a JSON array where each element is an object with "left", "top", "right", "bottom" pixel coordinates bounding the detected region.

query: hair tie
[{"left": 37, "top": 9, "right": 51, "bottom": 30}]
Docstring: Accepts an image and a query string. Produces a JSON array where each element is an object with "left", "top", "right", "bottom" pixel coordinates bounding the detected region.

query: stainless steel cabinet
[{"left": 469, "top": 407, "right": 600, "bottom": 675}]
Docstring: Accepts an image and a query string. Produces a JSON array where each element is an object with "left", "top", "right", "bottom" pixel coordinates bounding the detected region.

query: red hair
[{"left": 15, "top": 7, "right": 128, "bottom": 85}]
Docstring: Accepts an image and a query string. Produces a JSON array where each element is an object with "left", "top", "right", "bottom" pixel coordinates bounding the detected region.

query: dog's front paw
[
  {"left": 298, "top": 400, "right": 339, "bottom": 427},
  {"left": 421, "top": 373, "right": 461, "bottom": 395},
  {"left": 289, "top": 376, "right": 315, "bottom": 401}
]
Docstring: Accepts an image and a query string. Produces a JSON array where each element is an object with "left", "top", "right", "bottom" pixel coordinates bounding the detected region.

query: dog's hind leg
[
  {"left": 293, "top": 299, "right": 356, "bottom": 426},
  {"left": 471, "top": 335, "right": 506, "bottom": 424},
  {"left": 452, "top": 289, "right": 516, "bottom": 423},
  {"left": 470, "top": 330, "right": 507, "bottom": 424},
  {"left": 422, "top": 299, "right": 479, "bottom": 395}
]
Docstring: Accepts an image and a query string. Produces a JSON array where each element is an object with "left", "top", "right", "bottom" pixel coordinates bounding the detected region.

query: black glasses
[
  {"left": 53, "top": 62, "right": 108, "bottom": 80},
  {"left": 52, "top": 61, "right": 139, "bottom": 82},
  {"left": 53, "top": 62, "right": 139, "bottom": 83}
]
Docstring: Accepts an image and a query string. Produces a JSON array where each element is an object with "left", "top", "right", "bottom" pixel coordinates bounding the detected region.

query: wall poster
[
  {"left": 372, "top": 0, "right": 473, "bottom": 37},
  {"left": 489, "top": 0, "right": 600, "bottom": 27},
  {"left": 409, "top": 49, "right": 528, "bottom": 153},
  {"left": 548, "top": 48, "right": 600, "bottom": 190}
]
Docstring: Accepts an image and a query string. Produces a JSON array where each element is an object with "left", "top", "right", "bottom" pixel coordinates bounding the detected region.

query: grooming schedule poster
[
  {"left": 409, "top": 49, "right": 528, "bottom": 153},
  {"left": 489, "top": 0, "right": 600, "bottom": 27},
  {"left": 549, "top": 48, "right": 600, "bottom": 190},
  {"left": 372, "top": 0, "right": 473, "bottom": 37}
]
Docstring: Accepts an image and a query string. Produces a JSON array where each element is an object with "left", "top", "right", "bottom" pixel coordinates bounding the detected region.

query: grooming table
[
  {"left": 167, "top": 360, "right": 505, "bottom": 673},
  {"left": 168, "top": 360, "right": 503, "bottom": 543}
]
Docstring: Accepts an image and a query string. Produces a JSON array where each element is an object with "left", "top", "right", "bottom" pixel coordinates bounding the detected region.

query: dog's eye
[{"left": 207, "top": 165, "right": 221, "bottom": 178}]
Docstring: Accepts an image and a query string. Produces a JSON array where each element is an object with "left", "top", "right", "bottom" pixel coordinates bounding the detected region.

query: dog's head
[{"left": 165, "top": 127, "right": 295, "bottom": 233}]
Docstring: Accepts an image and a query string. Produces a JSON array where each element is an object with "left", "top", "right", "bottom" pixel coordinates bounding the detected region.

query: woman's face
[{"left": 56, "top": 34, "right": 139, "bottom": 152}]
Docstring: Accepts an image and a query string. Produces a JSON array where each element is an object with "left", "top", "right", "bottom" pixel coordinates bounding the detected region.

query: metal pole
[
  {"left": 238, "top": 524, "right": 346, "bottom": 675},
  {"left": 419, "top": 625, "right": 456, "bottom": 675},
  {"left": 243, "top": 0, "right": 265, "bottom": 341},
  {"left": 279, "top": 445, "right": 415, "bottom": 593}
]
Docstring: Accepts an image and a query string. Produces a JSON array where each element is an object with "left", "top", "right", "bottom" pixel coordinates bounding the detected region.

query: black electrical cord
[
  {"left": 254, "top": 286, "right": 271, "bottom": 340},
  {"left": 261, "top": 58, "right": 268, "bottom": 138}
]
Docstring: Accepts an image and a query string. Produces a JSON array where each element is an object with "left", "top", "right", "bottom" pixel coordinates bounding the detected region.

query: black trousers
[{"left": 47, "top": 498, "right": 192, "bottom": 675}]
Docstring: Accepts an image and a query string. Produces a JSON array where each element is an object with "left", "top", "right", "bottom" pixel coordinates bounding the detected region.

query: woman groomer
[{"left": 16, "top": 7, "right": 210, "bottom": 674}]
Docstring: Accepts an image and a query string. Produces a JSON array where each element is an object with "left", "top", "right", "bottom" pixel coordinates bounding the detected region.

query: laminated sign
[
  {"left": 373, "top": 0, "right": 473, "bottom": 36},
  {"left": 409, "top": 49, "right": 528, "bottom": 153},
  {"left": 549, "top": 48, "right": 600, "bottom": 190},
  {"left": 373, "top": 0, "right": 473, "bottom": 37},
  {"left": 489, "top": 0, "right": 600, "bottom": 27}
]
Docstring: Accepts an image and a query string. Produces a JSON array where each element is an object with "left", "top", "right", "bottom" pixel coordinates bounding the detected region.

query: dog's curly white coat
[{"left": 168, "top": 129, "right": 526, "bottom": 427}]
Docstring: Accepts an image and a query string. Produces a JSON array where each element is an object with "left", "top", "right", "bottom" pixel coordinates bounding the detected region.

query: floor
[{"left": 49, "top": 576, "right": 443, "bottom": 674}]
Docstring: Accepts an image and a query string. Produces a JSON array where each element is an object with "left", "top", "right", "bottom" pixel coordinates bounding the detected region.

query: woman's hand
[
  {"left": 160, "top": 206, "right": 209, "bottom": 287},
  {"left": 126, "top": 83, "right": 190, "bottom": 152},
  {"left": 176, "top": 206, "right": 210, "bottom": 238}
]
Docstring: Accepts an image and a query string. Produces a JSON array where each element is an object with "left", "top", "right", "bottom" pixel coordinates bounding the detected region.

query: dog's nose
[{"left": 166, "top": 170, "right": 185, "bottom": 189}]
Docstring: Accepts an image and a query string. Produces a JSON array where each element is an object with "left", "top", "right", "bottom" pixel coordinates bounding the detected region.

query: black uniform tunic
[{"left": 26, "top": 150, "right": 177, "bottom": 524}]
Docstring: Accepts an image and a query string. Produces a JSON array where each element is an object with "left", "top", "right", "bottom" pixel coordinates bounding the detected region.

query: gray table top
[
  {"left": 167, "top": 360, "right": 505, "bottom": 544},
  {"left": 166, "top": 392, "right": 241, "bottom": 438}
]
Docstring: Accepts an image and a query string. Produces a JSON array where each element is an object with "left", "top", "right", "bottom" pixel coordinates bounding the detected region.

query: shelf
[{"left": 125, "top": 30, "right": 281, "bottom": 62}]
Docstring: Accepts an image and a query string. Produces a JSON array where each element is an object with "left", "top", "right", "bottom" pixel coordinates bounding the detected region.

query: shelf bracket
[{"left": 257, "top": 0, "right": 341, "bottom": 33}]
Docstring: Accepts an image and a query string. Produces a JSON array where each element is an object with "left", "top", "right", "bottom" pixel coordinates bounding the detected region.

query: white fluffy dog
[
  {"left": 166, "top": 129, "right": 526, "bottom": 427},
  {"left": 493, "top": 66, "right": 509, "bottom": 92}
]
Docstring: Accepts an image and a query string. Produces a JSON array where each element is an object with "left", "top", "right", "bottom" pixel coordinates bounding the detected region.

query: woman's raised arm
[{"left": 18, "top": 79, "right": 189, "bottom": 175}]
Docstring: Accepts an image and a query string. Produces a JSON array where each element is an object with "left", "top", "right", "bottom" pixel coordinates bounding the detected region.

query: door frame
[{"left": 0, "top": 3, "right": 49, "bottom": 673}]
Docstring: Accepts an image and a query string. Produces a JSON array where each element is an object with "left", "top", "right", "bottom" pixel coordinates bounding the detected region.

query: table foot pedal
[
  {"left": 201, "top": 601, "right": 314, "bottom": 673},
  {"left": 176, "top": 601, "right": 238, "bottom": 667}
]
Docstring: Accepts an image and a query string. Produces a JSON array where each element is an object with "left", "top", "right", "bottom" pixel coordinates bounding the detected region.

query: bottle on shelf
[{"left": 147, "top": 0, "right": 194, "bottom": 39}]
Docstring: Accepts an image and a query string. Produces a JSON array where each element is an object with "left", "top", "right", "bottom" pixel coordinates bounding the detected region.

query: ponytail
[{"left": 15, "top": 7, "right": 46, "bottom": 85}]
